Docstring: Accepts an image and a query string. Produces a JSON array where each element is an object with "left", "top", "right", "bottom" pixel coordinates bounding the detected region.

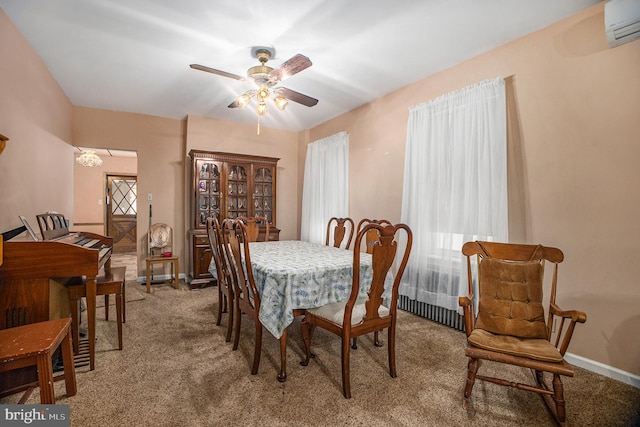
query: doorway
[{"left": 106, "top": 174, "right": 137, "bottom": 253}]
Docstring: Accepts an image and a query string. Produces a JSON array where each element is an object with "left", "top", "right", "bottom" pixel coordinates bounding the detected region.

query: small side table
[{"left": 146, "top": 255, "right": 179, "bottom": 293}]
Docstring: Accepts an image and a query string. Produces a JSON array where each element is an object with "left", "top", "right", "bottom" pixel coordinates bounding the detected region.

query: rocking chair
[{"left": 459, "top": 241, "right": 586, "bottom": 425}]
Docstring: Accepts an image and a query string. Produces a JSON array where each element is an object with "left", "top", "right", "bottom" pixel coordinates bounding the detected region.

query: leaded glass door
[
  {"left": 196, "top": 160, "right": 222, "bottom": 226},
  {"left": 226, "top": 163, "right": 249, "bottom": 219},
  {"left": 106, "top": 174, "right": 137, "bottom": 253},
  {"left": 253, "top": 167, "right": 274, "bottom": 223}
]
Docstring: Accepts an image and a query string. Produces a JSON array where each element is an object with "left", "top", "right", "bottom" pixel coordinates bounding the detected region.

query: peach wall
[
  {"left": 73, "top": 155, "right": 137, "bottom": 235},
  {"left": 307, "top": 4, "right": 640, "bottom": 376},
  {"left": 0, "top": 8, "right": 74, "bottom": 235},
  {"left": 72, "top": 108, "right": 184, "bottom": 277}
]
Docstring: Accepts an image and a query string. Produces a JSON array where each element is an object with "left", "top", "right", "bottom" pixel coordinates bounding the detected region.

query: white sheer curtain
[
  {"left": 300, "top": 132, "right": 349, "bottom": 244},
  {"left": 399, "top": 77, "right": 508, "bottom": 311}
]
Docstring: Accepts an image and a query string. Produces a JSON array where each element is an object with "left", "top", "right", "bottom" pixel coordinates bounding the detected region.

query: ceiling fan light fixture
[
  {"left": 256, "top": 102, "right": 267, "bottom": 116},
  {"left": 75, "top": 150, "right": 103, "bottom": 167},
  {"left": 236, "top": 93, "right": 252, "bottom": 108},
  {"left": 256, "top": 86, "right": 270, "bottom": 102},
  {"left": 274, "top": 96, "right": 288, "bottom": 110}
]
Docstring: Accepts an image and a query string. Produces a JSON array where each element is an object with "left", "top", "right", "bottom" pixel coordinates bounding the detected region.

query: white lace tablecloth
[{"left": 247, "top": 240, "right": 380, "bottom": 338}]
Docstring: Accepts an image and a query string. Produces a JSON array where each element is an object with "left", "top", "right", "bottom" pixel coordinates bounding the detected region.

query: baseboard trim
[
  {"left": 565, "top": 352, "right": 640, "bottom": 388},
  {"left": 135, "top": 273, "right": 185, "bottom": 283}
]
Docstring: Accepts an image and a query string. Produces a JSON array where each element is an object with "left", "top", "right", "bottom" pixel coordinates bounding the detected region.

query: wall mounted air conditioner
[{"left": 605, "top": 0, "right": 640, "bottom": 48}]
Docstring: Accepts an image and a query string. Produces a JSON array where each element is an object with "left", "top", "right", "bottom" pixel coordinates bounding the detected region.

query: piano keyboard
[
  {"left": 99, "top": 247, "right": 110, "bottom": 259},
  {"left": 75, "top": 237, "right": 101, "bottom": 248},
  {"left": 47, "top": 232, "right": 112, "bottom": 266}
]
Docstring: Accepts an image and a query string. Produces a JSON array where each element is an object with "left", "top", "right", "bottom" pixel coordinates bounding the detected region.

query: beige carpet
[{"left": 2, "top": 280, "right": 639, "bottom": 426}]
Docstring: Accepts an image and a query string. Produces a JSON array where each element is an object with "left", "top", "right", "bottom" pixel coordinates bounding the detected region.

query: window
[{"left": 399, "top": 77, "right": 508, "bottom": 311}]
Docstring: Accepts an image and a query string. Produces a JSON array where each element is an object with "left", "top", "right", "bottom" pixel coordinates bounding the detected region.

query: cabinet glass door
[
  {"left": 227, "top": 165, "right": 248, "bottom": 219},
  {"left": 253, "top": 167, "right": 274, "bottom": 223},
  {"left": 197, "top": 161, "right": 221, "bottom": 226}
]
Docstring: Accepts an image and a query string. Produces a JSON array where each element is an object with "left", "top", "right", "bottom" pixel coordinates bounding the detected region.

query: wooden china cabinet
[{"left": 187, "top": 150, "right": 280, "bottom": 289}]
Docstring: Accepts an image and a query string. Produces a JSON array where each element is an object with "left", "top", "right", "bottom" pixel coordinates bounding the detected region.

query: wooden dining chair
[
  {"left": 459, "top": 241, "right": 587, "bottom": 425},
  {"left": 301, "top": 222, "right": 413, "bottom": 398},
  {"left": 237, "top": 215, "right": 270, "bottom": 242},
  {"left": 352, "top": 218, "right": 392, "bottom": 349},
  {"left": 355, "top": 218, "right": 392, "bottom": 254},
  {"left": 221, "top": 218, "right": 268, "bottom": 375},
  {"left": 206, "top": 217, "right": 234, "bottom": 342},
  {"left": 325, "top": 217, "right": 355, "bottom": 249}
]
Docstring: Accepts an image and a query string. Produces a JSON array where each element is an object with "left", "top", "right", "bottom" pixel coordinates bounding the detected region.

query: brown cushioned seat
[{"left": 468, "top": 328, "right": 563, "bottom": 362}]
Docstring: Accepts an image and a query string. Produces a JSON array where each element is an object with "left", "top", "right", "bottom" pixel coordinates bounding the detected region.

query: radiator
[{"left": 398, "top": 295, "right": 465, "bottom": 332}]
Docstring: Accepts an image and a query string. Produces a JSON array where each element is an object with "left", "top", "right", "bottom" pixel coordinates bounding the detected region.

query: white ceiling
[
  {"left": 75, "top": 146, "right": 137, "bottom": 158},
  {"left": 2, "top": 0, "right": 600, "bottom": 132}
]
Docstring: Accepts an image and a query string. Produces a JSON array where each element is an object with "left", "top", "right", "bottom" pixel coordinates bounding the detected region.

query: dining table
[{"left": 246, "top": 239, "right": 389, "bottom": 382}]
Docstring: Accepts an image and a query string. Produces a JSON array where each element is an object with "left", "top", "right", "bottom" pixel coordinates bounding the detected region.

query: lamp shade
[
  {"left": 236, "top": 93, "right": 251, "bottom": 108},
  {"left": 274, "top": 96, "right": 288, "bottom": 110}
]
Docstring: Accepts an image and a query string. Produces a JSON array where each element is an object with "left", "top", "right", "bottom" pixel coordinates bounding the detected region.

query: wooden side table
[
  {"left": 146, "top": 255, "right": 179, "bottom": 293},
  {"left": 0, "top": 318, "right": 77, "bottom": 404}
]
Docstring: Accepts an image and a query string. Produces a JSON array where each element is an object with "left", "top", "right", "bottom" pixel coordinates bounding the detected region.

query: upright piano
[{"left": 0, "top": 226, "right": 113, "bottom": 397}]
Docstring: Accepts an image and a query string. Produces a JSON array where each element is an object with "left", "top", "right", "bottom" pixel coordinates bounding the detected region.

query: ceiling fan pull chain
[{"left": 257, "top": 114, "right": 261, "bottom": 135}]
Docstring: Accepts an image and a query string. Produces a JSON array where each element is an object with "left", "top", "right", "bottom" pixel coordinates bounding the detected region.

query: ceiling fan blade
[
  {"left": 277, "top": 87, "right": 318, "bottom": 107},
  {"left": 190, "top": 64, "right": 244, "bottom": 81},
  {"left": 268, "top": 54, "right": 312, "bottom": 84},
  {"left": 228, "top": 99, "right": 241, "bottom": 108}
]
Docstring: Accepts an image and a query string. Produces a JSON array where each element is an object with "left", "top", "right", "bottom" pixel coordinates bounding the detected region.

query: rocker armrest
[
  {"left": 459, "top": 294, "right": 473, "bottom": 307},
  {"left": 550, "top": 303, "right": 587, "bottom": 323},
  {"left": 549, "top": 302, "right": 587, "bottom": 355},
  {"left": 458, "top": 294, "right": 475, "bottom": 337}
]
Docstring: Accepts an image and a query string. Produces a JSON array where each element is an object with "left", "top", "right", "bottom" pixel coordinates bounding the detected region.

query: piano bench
[
  {"left": 69, "top": 266, "right": 126, "bottom": 352},
  {"left": 102, "top": 267, "right": 127, "bottom": 324},
  {"left": 0, "top": 318, "right": 77, "bottom": 404}
]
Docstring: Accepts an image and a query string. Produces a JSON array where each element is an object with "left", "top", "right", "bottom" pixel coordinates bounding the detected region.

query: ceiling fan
[{"left": 190, "top": 47, "right": 318, "bottom": 133}]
